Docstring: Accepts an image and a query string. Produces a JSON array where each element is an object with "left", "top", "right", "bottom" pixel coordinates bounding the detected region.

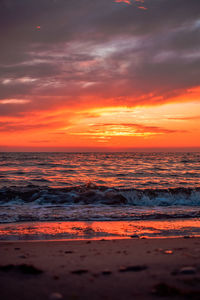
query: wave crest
[{"left": 0, "top": 184, "right": 200, "bottom": 207}]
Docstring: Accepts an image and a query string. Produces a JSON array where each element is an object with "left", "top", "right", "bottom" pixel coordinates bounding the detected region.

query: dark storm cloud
[{"left": 0, "top": 0, "right": 200, "bottom": 116}]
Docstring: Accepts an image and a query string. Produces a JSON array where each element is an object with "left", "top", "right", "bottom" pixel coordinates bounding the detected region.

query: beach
[
  {"left": 1, "top": 237, "right": 200, "bottom": 300},
  {"left": 0, "top": 152, "right": 200, "bottom": 299}
]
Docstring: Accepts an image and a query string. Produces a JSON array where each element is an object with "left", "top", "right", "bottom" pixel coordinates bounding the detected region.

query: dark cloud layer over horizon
[{"left": 0, "top": 0, "right": 200, "bottom": 117}]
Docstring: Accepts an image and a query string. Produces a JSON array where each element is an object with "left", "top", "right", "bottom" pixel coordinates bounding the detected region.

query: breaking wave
[{"left": 0, "top": 184, "right": 200, "bottom": 207}]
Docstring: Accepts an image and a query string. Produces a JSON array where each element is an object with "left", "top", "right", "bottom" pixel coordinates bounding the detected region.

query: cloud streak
[
  {"left": 168, "top": 116, "right": 200, "bottom": 121},
  {"left": 0, "top": 0, "right": 200, "bottom": 148},
  {"left": 71, "top": 122, "right": 186, "bottom": 137}
]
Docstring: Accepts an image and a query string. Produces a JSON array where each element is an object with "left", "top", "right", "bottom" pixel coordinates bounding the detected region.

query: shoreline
[
  {"left": 0, "top": 234, "right": 199, "bottom": 243},
  {"left": 0, "top": 237, "right": 198, "bottom": 245},
  {"left": 1, "top": 219, "right": 200, "bottom": 241}
]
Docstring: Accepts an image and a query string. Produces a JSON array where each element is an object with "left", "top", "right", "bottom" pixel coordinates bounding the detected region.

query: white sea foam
[{"left": 0, "top": 185, "right": 200, "bottom": 207}]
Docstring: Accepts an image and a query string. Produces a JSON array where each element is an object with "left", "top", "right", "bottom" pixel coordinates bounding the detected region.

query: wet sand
[{"left": 1, "top": 237, "right": 200, "bottom": 299}]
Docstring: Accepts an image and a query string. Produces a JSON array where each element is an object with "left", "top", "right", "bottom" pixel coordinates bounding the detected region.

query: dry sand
[{"left": 1, "top": 237, "right": 200, "bottom": 299}]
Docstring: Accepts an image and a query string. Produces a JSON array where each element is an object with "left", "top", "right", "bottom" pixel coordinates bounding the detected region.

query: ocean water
[
  {"left": 0, "top": 153, "right": 200, "bottom": 240},
  {"left": 0, "top": 152, "right": 200, "bottom": 240},
  {"left": 1, "top": 152, "right": 200, "bottom": 189}
]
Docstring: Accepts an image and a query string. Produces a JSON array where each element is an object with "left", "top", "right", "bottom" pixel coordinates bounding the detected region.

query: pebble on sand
[
  {"left": 0, "top": 264, "right": 43, "bottom": 275},
  {"left": 119, "top": 265, "right": 148, "bottom": 272},
  {"left": 71, "top": 269, "right": 88, "bottom": 274},
  {"left": 180, "top": 266, "right": 197, "bottom": 275},
  {"left": 102, "top": 269, "right": 112, "bottom": 275},
  {"left": 163, "top": 250, "right": 173, "bottom": 254},
  {"left": 49, "top": 292, "right": 63, "bottom": 299},
  {"left": 152, "top": 283, "right": 181, "bottom": 296}
]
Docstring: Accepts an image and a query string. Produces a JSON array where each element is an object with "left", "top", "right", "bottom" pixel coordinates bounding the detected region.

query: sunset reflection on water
[
  {"left": 1, "top": 152, "right": 200, "bottom": 189},
  {"left": 1, "top": 219, "right": 200, "bottom": 240}
]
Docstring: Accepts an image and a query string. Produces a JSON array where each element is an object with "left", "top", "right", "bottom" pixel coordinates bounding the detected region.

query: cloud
[
  {"left": 168, "top": 115, "right": 200, "bottom": 121},
  {"left": 0, "top": 116, "right": 68, "bottom": 132},
  {"left": 114, "top": 0, "right": 131, "bottom": 4},
  {"left": 0, "top": 99, "right": 30, "bottom": 105},
  {"left": 0, "top": 0, "right": 200, "bottom": 125},
  {"left": 114, "top": 0, "right": 148, "bottom": 9},
  {"left": 70, "top": 122, "right": 185, "bottom": 137},
  {"left": 137, "top": 6, "right": 147, "bottom": 10}
]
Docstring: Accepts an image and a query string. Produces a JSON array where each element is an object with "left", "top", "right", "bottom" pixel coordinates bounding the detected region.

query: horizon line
[{"left": 0, "top": 146, "right": 200, "bottom": 153}]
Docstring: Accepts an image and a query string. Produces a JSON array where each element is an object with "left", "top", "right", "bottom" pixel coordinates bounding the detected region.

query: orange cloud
[
  {"left": 137, "top": 6, "right": 148, "bottom": 10},
  {"left": 84, "top": 123, "right": 183, "bottom": 135},
  {"left": 168, "top": 116, "right": 200, "bottom": 121},
  {"left": 0, "top": 0, "right": 200, "bottom": 150},
  {"left": 114, "top": 0, "right": 131, "bottom": 4}
]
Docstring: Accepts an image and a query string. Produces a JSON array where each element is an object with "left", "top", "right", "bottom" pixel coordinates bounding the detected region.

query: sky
[{"left": 0, "top": 0, "right": 200, "bottom": 151}]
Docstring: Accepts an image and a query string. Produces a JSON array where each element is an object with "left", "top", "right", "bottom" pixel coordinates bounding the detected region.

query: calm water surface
[{"left": 0, "top": 152, "right": 200, "bottom": 189}]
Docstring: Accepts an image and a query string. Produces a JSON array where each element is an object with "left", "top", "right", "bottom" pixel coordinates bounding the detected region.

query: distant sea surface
[
  {"left": 0, "top": 152, "right": 200, "bottom": 239},
  {"left": 1, "top": 152, "right": 200, "bottom": 189}
]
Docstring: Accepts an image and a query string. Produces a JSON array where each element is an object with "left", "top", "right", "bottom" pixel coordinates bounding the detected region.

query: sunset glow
[
  {"left": 0, "top": 0, "right": 200, "bottom": 151},
  {"left": 1, "top": 219, "right": 200, "bottom": 240}
]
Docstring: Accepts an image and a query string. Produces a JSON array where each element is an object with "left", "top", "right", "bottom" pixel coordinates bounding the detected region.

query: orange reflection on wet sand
[{"left": 1, "top": 219, "right": 200, "bottom": 240}]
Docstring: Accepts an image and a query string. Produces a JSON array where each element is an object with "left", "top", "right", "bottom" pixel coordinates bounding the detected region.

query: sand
[{"left": 1, "top": 237, "right": 200, "bottom": 299}]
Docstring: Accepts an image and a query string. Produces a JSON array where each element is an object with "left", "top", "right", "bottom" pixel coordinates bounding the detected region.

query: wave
[{"left": 0, "top": 183, "right": 200, "bottom": 207}]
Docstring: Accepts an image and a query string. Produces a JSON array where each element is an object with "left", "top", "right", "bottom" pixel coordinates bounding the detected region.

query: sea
[{"left": 0, "top": 152, "right": 200, "bottom": 240}]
